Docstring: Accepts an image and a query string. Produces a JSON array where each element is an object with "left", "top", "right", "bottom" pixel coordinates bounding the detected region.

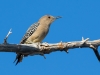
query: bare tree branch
[
  {"left": 1, "top": 29, "right": 100, "bottom": 63},
  {"left": 0, "top": 38, "right": 100, "bottom": 61}
]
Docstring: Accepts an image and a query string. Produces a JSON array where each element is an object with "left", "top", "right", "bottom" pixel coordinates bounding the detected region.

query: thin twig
[{"left": 4, "top": 29, "right": 12, "bottom": 44}]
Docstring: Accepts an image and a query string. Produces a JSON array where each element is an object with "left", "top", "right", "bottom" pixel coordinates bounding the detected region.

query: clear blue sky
[{"left": 0, "top": 0, "right": 100, "bottom": 75}]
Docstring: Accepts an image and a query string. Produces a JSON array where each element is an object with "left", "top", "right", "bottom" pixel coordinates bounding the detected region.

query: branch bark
[
  {"left": 0, "top": 38, "right": 100, "bottom": 61},
  {"left": 1, "top": 29, "right": 100, "bottom": 63}
]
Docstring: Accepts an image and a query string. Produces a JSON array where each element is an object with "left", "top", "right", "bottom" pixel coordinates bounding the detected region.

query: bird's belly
[
  {"left": 27, "top": 30, "right": 48, "bottom": 43},
  {"left": 34, "top": 31, "right": 48, "bottom": 42}
]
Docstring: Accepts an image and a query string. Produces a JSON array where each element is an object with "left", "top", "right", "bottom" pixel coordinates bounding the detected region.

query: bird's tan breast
[{"left": 27, "top": 24, "right": 50, "bottom": 43}]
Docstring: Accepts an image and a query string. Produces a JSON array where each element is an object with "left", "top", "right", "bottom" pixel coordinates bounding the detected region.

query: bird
[{"left": 14, "top": 15, "right": 61, "bottom": 65}]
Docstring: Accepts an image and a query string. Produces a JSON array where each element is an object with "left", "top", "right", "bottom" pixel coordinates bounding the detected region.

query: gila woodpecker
[{"left": 14, "top": 15, "right": 61, "bottom": 65}]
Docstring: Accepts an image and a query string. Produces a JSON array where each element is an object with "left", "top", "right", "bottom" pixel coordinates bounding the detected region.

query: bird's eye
[{"left": 48, "top": 16, "right": 50, "bottom": 18}]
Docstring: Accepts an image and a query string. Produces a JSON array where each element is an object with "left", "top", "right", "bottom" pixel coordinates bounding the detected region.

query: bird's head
[{"left": 39, "top": 15, "right": 61, "bottom": 25}]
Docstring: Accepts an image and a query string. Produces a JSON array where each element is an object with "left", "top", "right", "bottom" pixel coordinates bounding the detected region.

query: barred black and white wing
[{"left": 20, "top": 22, "right": 40, "bottom": 44}]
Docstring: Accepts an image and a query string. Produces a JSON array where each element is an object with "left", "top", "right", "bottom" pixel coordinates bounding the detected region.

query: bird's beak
[{"left": 55, "top": 16, "right": 62, "bottom": 19}]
